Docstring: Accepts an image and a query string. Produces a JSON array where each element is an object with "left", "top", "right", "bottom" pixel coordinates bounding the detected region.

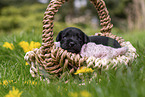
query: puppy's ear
[
  {"left": 56, "top": 31, "right": 63, "bottom": 41},
  {"left": 83, "top": 34, "right": 90, "bottom": 44}
]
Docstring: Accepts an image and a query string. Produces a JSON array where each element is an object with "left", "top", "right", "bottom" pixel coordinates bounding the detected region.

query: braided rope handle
[
  {"left": 91, "top": 0, "right": 113, "bottom": 33},
  {"left": 41, "top": 0, "right": 113, "bottom": 53}
]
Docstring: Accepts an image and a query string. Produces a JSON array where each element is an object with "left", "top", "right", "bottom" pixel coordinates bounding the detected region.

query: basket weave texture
[{"left": 24, "top": 0, "right": 137, "bottom": 79}]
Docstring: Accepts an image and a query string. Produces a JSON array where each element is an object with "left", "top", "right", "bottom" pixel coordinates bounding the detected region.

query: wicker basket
[{"left": 24, "top": 0, "right": 138, "bottom": 81}]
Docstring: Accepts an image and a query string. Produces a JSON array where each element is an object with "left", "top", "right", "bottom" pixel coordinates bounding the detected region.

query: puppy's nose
[{"left": 69, "top": 42, "right": 75, "bottom": 47}]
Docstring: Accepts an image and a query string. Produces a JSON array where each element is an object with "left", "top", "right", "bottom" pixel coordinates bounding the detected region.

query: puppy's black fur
[{"left": 56, "top": 27, "right": 121, "bottom": 54}]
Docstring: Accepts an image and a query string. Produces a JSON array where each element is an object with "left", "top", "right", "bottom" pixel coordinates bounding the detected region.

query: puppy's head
[{"left": 56, "top": 27, "right": 89, "bottom": 54}]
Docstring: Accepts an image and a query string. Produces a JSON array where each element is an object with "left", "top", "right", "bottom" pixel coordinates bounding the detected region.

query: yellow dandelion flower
[
  {"left": 5, "top": 87, "right": 23, "bottom": 97},
  {"left": 29, "top": 41, "right": 41, "bottom": 50},
  {"left": 3, "top": 80, "right": 8, "bottom": 86},
  {"left": 3, "top": 42, "right": 14, "bottom": 50},
  {"left": 2, "top": 80, "right": 14, "bottom": 86},
  {"left": 74, "top": 67, "right": 94, "bottom": 75},
  {"left": 19, "top": 41, "right": 30, "bottom": 53},
  {"left": 8, "top": 80, "right": 13, "bottom": 83},
  {"left": 68, "top": 92, "right": 78, "bottom": 97},
  {"left": 80, "top": 90, "right": 92, "bottom": 97},
  {"left": 25, "top": 62, "right": 29, "bottom": 66},
  {"left": 19, "top": 41, "right": 41, "bottom": 53}
]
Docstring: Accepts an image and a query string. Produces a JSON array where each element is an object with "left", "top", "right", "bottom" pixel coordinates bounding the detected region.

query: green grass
[
  {"left": 0, "top": 3, "right": 145, "bottom": 97},
  {"left": 0, "top": 26, "right": 145, "bottom": 97}
]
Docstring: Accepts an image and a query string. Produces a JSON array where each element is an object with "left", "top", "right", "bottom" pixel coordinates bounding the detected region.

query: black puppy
[{"left": 56, "top": 27, "right": 121, "bottom": 54}]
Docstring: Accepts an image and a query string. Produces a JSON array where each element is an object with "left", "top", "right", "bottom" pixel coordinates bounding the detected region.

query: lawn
[{"left": 0, "top": 24, "right": 145, "bottom": 97}]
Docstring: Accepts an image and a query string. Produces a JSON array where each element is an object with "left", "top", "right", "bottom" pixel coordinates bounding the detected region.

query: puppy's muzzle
[{"left": 69, "top": 42, "right": 75, "bottom": 47}]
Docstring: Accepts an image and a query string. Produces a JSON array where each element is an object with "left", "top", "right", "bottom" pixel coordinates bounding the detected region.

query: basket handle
[{"left": 41, "top": 0, "right": 113, "bottom": 53}]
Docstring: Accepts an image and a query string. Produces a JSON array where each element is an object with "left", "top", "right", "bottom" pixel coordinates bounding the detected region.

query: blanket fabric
[{"left": 54, "top": 42, "right": 128, "bottom": 59}]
